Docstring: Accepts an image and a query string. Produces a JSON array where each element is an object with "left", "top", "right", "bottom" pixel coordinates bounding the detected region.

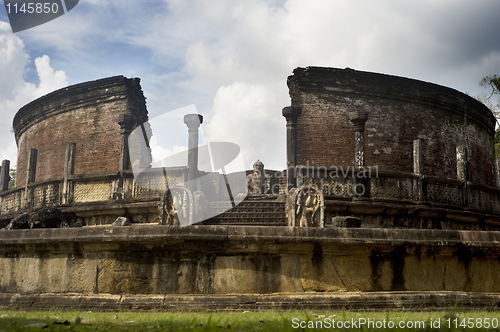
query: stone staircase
[{"left": 202, "top": 196, "right": 287, "bottom": 226}]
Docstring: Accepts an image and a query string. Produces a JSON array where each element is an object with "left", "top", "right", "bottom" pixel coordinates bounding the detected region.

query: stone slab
[
  {"left": 2, "top": 225, "right": 500, "bottom": 249},
  {"left": 0, "top": 292, "right": 499, "bottom": 311}
]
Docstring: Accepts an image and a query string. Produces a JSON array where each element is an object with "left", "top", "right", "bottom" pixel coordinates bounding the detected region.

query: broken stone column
[
  {"left": 282, "top": 106, "right": 301, "bottom": 191},
  {"left": 184, "top": 114, "right": 203, "bottom": 192},
  {"left": 413, "top": 139, "right": 424, "bottom": 201},
  {"left": 0, "top": 159, "right": 10, "bottom": 192},
  {"left": 62, "top": 142, "right": 76, "bottom": 204}
]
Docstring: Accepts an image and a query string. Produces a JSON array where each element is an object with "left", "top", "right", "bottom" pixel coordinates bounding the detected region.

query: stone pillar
[
  {"left": 495, "top": 159, "right": 500, "bottom": 189},
  {"left": 114, "top": 115, "right": 135, "bottom": 200},
  {"left": 0, "top": 160, "right": 10, "bottom": 192},
  {"left": 282, "top": 106, "right": 301, "bottom": 191},
  {"left": 24, "top": 148, "right": 37, "bottom": 210},
  {"left": 456, "top": 145, "right": 466, "bottom": 181},
  {"left": 413, "top": 139, "right": 422, "bottom": 176},
  {"left": 457, "top": 145, "right": 472, "bottom": 207},
  {"left": 348, "top": 111, "right": 368, "bottom": 169},
  {"left": 118, "top": 114, "right": 135, "bottom": 171},
  {"left": 412, "top": 139, "right": 424, "bottom": 201},
  {"left": 348, "top": 111, "right": 369, "bottom": 198},
  {"left": 184, "top": 114, "right": 203, "bottom": 192},
  {"left": 62, "top": 143, "right": 76, "bottom": 204},
  {"left": 26, "top": 148, "right": 37, "bottom": 184}
]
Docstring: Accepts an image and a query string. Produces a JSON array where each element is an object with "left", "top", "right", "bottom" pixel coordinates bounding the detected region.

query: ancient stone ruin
[
  {"left": 1, "top": 67, "right": 500, "bottom": 311},
  {"left": 284, "top": 67, "right": 499, "bottom": 230}
]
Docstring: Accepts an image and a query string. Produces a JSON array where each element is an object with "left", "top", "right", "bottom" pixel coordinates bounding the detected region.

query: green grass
[{"left": 1, "top": 309, "right": 500, "bottom": 331}]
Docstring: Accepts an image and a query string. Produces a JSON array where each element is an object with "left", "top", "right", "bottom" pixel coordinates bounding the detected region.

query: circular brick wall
[
  {"left": 13, "top": 76, "right": 147, "bottom": 187},
  {"left": 288, "top": 67, "right": 496, "bottom": 187}
]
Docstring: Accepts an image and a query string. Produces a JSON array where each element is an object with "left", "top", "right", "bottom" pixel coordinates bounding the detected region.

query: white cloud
[
  {"left": 0, "top": 21, "right": 68, "bottom": 166},
  {"left": 150, "top": 137, "right": 187, "bottom": 167},
  {"left": 0, "top": 22, "right": 30, "bottom": 99},
  {"left": 170, "top": 0, "right": 500, "bottom": 170},
  {"left": 204, "top": 81, "right": 285, "bottom": 170},
  {"left": 33, "top": 55, "right": 68, "bottom": 96},
  {"left": 3, "top": 0, "right": 500, "bottom": 172}
]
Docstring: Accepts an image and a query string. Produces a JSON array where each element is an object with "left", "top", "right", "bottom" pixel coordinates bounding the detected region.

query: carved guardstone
[
  {"left": 287, "top": 185, "right": 324, "bottom": 227},
  {"left": 158, "top": 186, "right": 194, "bottom": 226},
  {"left": 159, "top": 189, "right": 180, "bottom": 226}
]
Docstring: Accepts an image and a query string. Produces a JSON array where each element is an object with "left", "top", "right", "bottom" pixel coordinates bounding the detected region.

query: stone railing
[
  {"left": 0, "top": 165, "right": 288, "bottom": 220},
  {"left": 0, "top": 168, "right": 191, "bottom": 216},
  {"left": 3, "top": 165, "right": 500, "bottom": 224},
  {"left": 296, "top": 166, "right": 500, "bottom": 215}
]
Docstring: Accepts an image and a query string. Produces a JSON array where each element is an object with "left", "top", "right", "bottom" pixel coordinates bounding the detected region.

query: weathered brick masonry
[
  {"left": 288, "top": 67, "right": 496, "bottom": 186},
  {"left": 13, "top": 76, "right": 147, "bottom": 187}
]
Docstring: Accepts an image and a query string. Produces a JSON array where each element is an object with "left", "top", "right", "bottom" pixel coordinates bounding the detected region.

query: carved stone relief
[{"left": 286, "top": 185, "right": 324, "bottom": 227}]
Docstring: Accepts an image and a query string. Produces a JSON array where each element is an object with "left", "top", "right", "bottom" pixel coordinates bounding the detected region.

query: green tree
[
  {"left": 480, "top": 74, "right": 500, "bottom": 118},
  {"left": 8, "top": 168, "right": 16, "bottom": 189},
  {"left": 478, "top": 75, "right": 500, "bottom": 158}
]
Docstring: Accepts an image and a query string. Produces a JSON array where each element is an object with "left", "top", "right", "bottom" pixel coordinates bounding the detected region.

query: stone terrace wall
[
  {"left": 2, "top": 226, "right": 500, "bottom": 295},
  {"left": 287, "top": 67, "right": 496, "bottom": 186},
  {"left": 13, "top": 76, "right": 148, "bottom": 187}
]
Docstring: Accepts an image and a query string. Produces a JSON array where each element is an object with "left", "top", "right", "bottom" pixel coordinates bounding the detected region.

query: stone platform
[
  {"left": 1, "top": 225, "right": 500, "bottom": 310},
  {"left": 1, "top": 292, "right": 500, "bottom": 312}
]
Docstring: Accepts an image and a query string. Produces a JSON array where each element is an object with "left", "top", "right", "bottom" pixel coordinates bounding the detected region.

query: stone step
[
  {"left": 204, "top": 199, "right": 287, "bottom": 225},
  {"left": 204, "top": 220, "right": 287, "bottom": 226},
  {"left": 209, "top": 203, "right": 284, "bottom": 213},
  {"left": 202, "top": 216, "right": 287, "bottom": 226},
  {"left": 215, "top": 212, "right": 285, "bottom": 219},
  {"left": 210, "top": 201, "right": 283, "bottom": 208},
  {"left": 209, "top": 208, "right": 284, "bottom": 215}
]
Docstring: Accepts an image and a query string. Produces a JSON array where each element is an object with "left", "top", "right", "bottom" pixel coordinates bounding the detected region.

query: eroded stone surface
[
  {"left": 332, "top": 216, "right": 361, "bottom": 228},
  {"left": 0, "top": 226, "right": 500, "bottom": 295}
]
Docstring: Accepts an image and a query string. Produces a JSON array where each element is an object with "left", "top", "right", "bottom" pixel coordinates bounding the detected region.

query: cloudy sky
[{"left": 0, "top": 0, "right": 499, "bottom": 172}]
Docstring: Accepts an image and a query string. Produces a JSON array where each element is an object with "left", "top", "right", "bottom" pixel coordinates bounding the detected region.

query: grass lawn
[{"left": 1, "top": 309, "right": 500, "bottom": 331}]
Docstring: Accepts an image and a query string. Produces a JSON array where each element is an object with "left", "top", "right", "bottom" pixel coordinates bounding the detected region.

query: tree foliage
[
  {"left": 8, "top": 168, "right": 16, "bottom": 189},
  {"left": 479, "top": 75, "right": 500, "bottom": 158},
  {"left": 480, "top": 74, "right": 500, "bottom": 119}
]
